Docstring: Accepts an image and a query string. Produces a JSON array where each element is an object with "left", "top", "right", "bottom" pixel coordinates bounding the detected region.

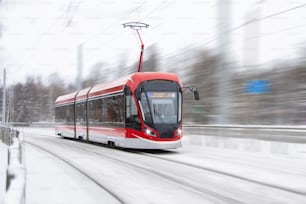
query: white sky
[{"left": 0, "top": 0, "right": 306, "bottom": 85}]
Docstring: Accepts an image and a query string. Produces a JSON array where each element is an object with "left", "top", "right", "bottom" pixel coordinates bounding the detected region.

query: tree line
[{"left": 1, "top": 45, "right": 306, "bottom": 125}]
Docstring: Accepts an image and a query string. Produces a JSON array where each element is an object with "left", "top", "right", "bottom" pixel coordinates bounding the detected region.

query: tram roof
[
  {"left": 88, "top": 72, "right": 181, "bottom": 98},
  {"left": 76, "top": 87, "right": 91, "bottom": 102},
  {"left": 54, "top": 72, "right": 181, "bottom": 104},
  {"left": 54, "top": 91, "right": 78, "bottom": 105}
]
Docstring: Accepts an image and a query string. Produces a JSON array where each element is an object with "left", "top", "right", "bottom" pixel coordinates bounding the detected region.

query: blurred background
[{"left": 0, "top": 0, "right": 306, "bottom": 125}]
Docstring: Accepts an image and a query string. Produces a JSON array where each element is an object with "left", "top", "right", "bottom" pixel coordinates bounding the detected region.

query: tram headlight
[
  {"left": 175, "top": 128, "right": 182, "bottom": 137},
  {"left": 144, "top": 126, "right": 156, "bottom": 137},
  {"left": 145, "top": 128, "right": 151, "bottom": 135}
]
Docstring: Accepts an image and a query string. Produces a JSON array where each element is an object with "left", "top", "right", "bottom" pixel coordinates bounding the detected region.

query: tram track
[
  {"left": 24, "top": 133, "right": 306, "bottom": 203},
  {"left": 127, "top": 149, "right": 306, "bottom": 196},
  {"left": 26, "top": 141, "right": 125, "bottom": 204},
  {"left": 55, "top": 138, "right": 306, "bottom": 200},
  {"left": 54, "top": 138, "right": 306, "bottom": 198},
  {"left": 29, "top": 137, "right": 243, "bottom": 204}
]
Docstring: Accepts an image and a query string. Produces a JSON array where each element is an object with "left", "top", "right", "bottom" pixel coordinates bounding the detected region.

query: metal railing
[
  {"left": 6, "top": 122, "right": 306, "bottom": 143},
  {"left": 183, "top": 124, "right": 306, "bottom": 143},
  {"left": 0, "top": 125, "right": 26, "bottom": 204}
]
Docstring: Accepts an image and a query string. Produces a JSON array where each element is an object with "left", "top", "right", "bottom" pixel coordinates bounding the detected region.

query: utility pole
[
  {"left": 244, "top": 8, "right": 256, "bottom": 124},
  {"left": 243, "top": 5, "right": 260, "bottom": 71},
  {"left": 217, "top": 0, "right": 231, "bottom": 124},
  {"left": 76, "top": 44, "right": 83, "bottom": 91},
  {"left": 243, "top": 2, "right": 262, "bottom": 124},
  {"left": 2, "top": 68, "right": 6, "bottom": 124}
]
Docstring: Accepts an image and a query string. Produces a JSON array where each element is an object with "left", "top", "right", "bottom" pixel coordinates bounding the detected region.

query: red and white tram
[{"left": 54, "top": 72, "right": 198, "bottom": 149}]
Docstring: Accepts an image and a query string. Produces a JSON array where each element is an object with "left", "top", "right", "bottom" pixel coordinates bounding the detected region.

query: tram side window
[
  {"left": 88, "top": 95, "right": 124, "bottom": 127},
  {"left": 88, "top": 99, "right": 103, "bottom": 126},
  {"left": 55, "top": 104, "right": 74, "bottom": 125},
  {"left": 126, "top": 94, "right": 141, "bottom": 131},
  {"left": 66, "top": 104, "right": 75, "bottom": 124},
  {"left": 76, "top": 102, "right": 86, "bottom": 125},
  {"left": 55, "top": 106, "right": 66, "bottom": 123},
  {"left": 105, "top": 95, "right": 124, "bottom": 127},
  {"left": 116, "top": 95, "right": 124, "bottom": 123}
]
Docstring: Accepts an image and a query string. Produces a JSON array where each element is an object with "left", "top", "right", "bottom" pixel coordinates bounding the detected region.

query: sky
[{"left": 0, "top": 0, "right": 306, "bottom": 85}]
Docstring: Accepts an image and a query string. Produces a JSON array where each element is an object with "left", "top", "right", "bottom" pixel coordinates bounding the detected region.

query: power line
[
  {"left": 202, "top": 2, "right": 306, "bottom": 47},
  {"left": 82, "top": 1, "right": 172, "bottom": 66},
  {"left": 225, "top": 3, "right": 306, "bottom": 35},
  {"left": 79, "top": 1, "right": 148, "bottom": 45},
  {"left": 233, "top": 23, "right": 306, "bottom": 46},
  {"left": 5, "top": 1, "right": 306, "bottom": 80},
  {"left": 160, "top": 2, "right": 306, "bottom": 62},
  {"left": 5, "top": 0, "right": 146, "bottom": 76},
  {"left": 259, "top": 3, "right": 306, "bottom": 22},
  {"left": 5, "top": 0, "right": 81, "bottom": 71}
]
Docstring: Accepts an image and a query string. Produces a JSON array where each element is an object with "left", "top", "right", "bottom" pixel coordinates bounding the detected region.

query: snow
[
  {"left": 25, "top": 144, "right": 120, "bottom": 204},
  {"left": 4, "top": 127, "right": 306, "bottom": 203},
  {"left": 0, "top": 142, "right": 8, "bottom": 204}
]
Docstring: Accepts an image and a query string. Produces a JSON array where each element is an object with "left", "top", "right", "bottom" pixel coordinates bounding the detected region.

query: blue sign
[{"left": 245, "top": 80, "right": 271, "bottom": 94}]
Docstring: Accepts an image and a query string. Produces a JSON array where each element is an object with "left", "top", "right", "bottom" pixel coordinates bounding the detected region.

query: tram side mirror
[
  {"left": 182, "top": 86, "right": 200, "bottom": 101},
  {"left": 194, "top": 90, "right": 200, "bottom": 100}
]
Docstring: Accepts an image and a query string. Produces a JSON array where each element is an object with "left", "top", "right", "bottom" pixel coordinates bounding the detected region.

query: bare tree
[{"left": 82, "top": 62, "right": 106, "bottom": 87}]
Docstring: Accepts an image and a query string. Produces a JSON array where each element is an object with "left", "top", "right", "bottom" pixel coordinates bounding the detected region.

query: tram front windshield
[{"left": 138, "top": 81, "right": 182, "bottom": 125}]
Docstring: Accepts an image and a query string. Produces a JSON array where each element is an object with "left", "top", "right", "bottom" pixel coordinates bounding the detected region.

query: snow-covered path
[{"left": 16, "top": 127, "right": 306, "bottom": 203}]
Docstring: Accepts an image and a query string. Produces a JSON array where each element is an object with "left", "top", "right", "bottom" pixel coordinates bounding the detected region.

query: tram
[{"left": 54, "top": 72, "right": 199, "bottom": 149}]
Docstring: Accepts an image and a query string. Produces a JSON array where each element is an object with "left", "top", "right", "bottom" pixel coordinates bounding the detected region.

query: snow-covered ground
[
  {"left": 25, "top": 143, "right": 119, "bottom": 204},
  {"left": 0, "top": 142, "right": 7, "bottom": 204},
  {"left": 4, "top": 127, "right": 306, "bottom": 203},
  {"left": 18, "top": 126, "right": 306, "bottom": 158}
]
